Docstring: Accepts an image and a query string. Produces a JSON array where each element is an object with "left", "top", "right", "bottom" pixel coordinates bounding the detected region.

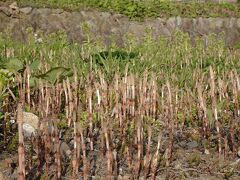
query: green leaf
[
  {"left": 29, "top": 77, "right": 39, "bottom": 88},
  {"left": 2, "top": 58, "right": 23, "bottom": 73},
  {"left": 29, "top": 60, "right": 40, "bottom": 71},
  {"left": 37, "top": 67, "right": 72, "bottom": 85}
]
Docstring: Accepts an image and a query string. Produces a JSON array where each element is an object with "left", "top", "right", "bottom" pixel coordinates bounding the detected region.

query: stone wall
[
  {"left": 171, "top": 0, "right": 237, "bottom": 2},
  {"left": 0, "top": 6, "right": 240, "bottom": 46}
]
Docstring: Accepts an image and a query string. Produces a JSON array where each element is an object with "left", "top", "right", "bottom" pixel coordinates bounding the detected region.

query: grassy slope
[{"left": 2, "top": 0, "right": 240, "bottom": 20}]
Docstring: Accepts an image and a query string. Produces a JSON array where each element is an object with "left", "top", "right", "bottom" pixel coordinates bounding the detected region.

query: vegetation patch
[
  {"left": 2, "top": 0, "right": 240, "bottom": 19},
  {"left": 0, "top": 29, "right": 240, "bottom": 178}
]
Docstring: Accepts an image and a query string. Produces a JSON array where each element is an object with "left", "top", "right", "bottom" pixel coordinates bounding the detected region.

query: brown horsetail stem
[{"left": 9, "top": 67, "right": 240, "bottom": 179}]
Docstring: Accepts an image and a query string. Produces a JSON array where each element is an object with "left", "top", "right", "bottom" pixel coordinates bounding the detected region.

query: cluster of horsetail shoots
[{"left": 3, "top": 58, "right": 240, "bottom": 179}]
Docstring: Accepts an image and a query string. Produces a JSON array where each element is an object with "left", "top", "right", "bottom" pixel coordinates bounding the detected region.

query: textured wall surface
[{"left": 0, "top": 6, "right": 240, "bottom": 46}]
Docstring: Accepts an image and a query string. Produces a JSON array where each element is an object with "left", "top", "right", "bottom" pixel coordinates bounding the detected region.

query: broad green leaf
[
  {"left": 29, "top": 60, "right": 40, "bottom": 71},
  {"left": 37, "top": 67, "right": 72, "bottom": 85},
  {"left": 29, "top": 77, "right": 39, "bottom": 88},
  {"left": 2, "top": 58, "right": 23, "bottom": 73}
]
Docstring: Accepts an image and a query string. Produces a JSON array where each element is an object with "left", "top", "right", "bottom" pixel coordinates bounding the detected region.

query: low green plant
[
  {"left": 57, "top": 120, "right": 68, "bottom": 130},
  {"left": 224, "top": 168, "right": 234, "bottom": 179},
  {"left": 7, "top": 133, "right": 18, "bottom": 152},
  {"left": 4, "top": 0, "right": 240, "bottom": 19},
  {"left": 187, "top": 153, "right": 202, "bottom": 167},
  {"left": 1, "top": 29, "right": 239, "bottom": 89}
]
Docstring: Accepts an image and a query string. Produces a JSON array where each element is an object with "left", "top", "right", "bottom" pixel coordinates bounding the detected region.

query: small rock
[
  {"left": 32, "top": 155, "right": 38, "bottom": 160},
  {"left": 0, "top": 7, "right": 11, "bottom": 17},
  {"left": 119, "top": 167, "right": 123, "bottom": 175},
  {"left": 23, "top": 112, "right": 39, "bottom": 130},
  {"left": 179, "top": 140, "right": 187, "bottom": 147},
  {"left": 204, "top": 148, "right": 210, "bottom": 155},
  {"left": 100, "top": 12, "right": 111, "bottom": 18},
  {"left": 23, "top": 123, "right": 36, "bottom": 138},
  {"left": 52, "top": 8, "right": 64, "bottom": 14},
  {"left": 9, "top": 119, "right": 15, "bottom": 124},
  {"left": 230, "top": 158, "right": 240, "bottom": 166},
  {"left": 166, "top": 17, "right": 176, "bottom": 30},
  {"left": 69, "top": 139, "right": 74, "bottom": 149},
  {"left": 176, "top": 16, "right": 182, "bottom": 26},
  {"left": 19, "top": 7, "right": 32, "bottom": 14},
  {"left": 37, "top": 8, "right": 51, "bottom": 15},
  {"left": 21, "top": 112, "right": 39, "bottom": 138},
  {"left": 237, "top": 147, "right": 240, "bottom": 157},
  {"left": 187, "top": 141, "right": 198, "bottom": 149},
  {"left": 60, "top": 141, "right": 71, "bottom": 158}
]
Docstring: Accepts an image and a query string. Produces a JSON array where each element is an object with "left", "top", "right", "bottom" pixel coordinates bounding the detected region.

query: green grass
[
  {"left": 0, "top": 28, "right": 239, "bottom": 88},
  {"left": 2, "top": 0, "right": 240, "bottom": 20}
]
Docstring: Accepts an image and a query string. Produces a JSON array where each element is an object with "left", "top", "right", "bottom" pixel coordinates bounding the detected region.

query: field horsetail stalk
[
  {"left": 17, "top": 102, "right": 25, "bottom": 180},
  {"left": 11, "top": 65, "right": 240, "bottom": 179}
]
